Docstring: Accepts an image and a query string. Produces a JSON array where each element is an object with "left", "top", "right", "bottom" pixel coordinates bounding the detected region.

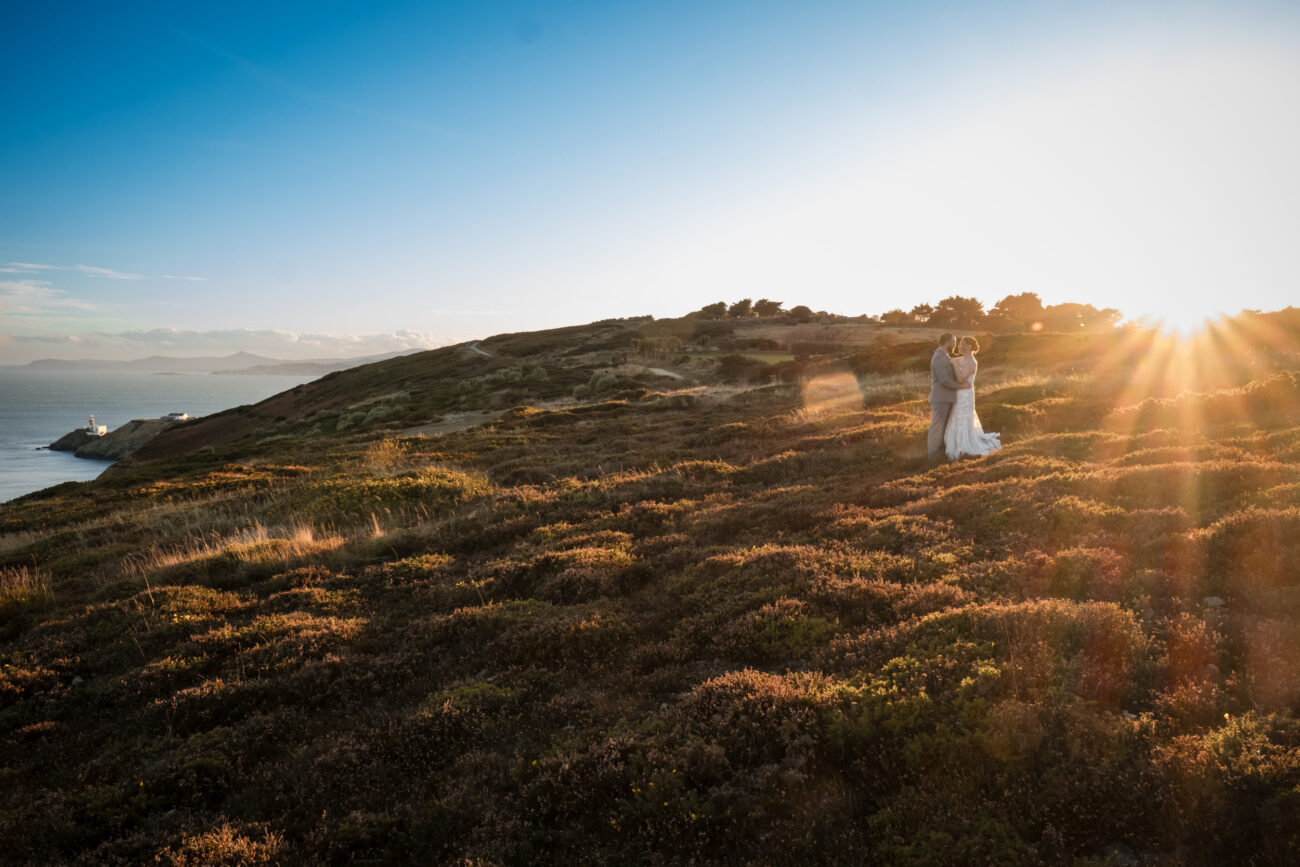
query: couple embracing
[{"left": 927, "top": 332, "right": 1001, "bottom": 463}]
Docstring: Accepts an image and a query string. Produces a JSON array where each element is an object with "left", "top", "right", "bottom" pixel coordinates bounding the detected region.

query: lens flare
[{"left": 799, "top": 371, "right": 864, "bottom": 420}]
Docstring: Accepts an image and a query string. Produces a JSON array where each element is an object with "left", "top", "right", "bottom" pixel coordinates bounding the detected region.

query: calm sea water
[{"left": 0, "top": 369, "right": 315, "bottom": 503}]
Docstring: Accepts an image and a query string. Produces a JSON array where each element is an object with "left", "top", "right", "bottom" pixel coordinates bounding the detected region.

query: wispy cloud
[
  {"left": 6, "top": 262, "right": 207, "bottom": 281},
  {"left": 0, "top": 280, "right": 99, "bottom": 313},
  {"left": 75, "top": 264, "right": 146, "bottom": 279},
  {"left": 9, "top": 262, "right": 145, "bottom": 280}
]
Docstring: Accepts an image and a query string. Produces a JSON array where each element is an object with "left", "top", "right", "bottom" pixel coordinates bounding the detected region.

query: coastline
[{"left": 0, "top": 369, "right": 315, "bottom": 504}]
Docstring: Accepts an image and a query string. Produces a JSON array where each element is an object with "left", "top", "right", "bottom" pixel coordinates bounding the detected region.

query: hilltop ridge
[{"left": 118, "top": 315, "right": 1131, "bottom": 467}]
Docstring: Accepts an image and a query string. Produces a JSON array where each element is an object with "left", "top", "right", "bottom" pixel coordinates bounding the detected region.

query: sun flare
[{"left": 1144, "top": 305, "right": 1231, "bottom": 341}]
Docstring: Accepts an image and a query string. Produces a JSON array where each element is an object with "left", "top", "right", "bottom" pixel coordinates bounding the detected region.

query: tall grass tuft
[
  {"left": 0, "top": 566, "right": 53, "bottom": 612},
  {"left": 122, "top": 522, "right": 344, "bottom": 584}
]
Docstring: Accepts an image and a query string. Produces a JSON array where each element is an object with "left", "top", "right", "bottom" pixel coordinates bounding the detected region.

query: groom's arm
[
  {"left": 953, "top": 360, "right": 975, "bottom": 387},
  {"left": 932, "top": 354, "right": 971, "bottom": 390}
]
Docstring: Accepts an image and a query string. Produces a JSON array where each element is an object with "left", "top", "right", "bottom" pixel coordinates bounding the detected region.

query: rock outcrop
[
  {"left": 48, "top": 429, "right": 98, "bottom": 452},
  {"left": 49, "top": 419, "right": 183, "bottom": 462}
]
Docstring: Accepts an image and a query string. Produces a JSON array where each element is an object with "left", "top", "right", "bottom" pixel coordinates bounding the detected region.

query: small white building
[
  {"left": 86, "top": 415, "right": 107, "bottom": 436},
  {"left": 163, "top": 412, "right": 190, "bottom": 421}
]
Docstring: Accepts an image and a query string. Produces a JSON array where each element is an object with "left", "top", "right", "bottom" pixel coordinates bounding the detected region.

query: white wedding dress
[{"left": 944, "top": 357, "right": 1001, "bottom": 460}]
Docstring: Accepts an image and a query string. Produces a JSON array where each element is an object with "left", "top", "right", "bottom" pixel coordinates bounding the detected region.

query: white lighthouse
[{"left": 86, "top": 415, "right": 107, "bottom": 436}]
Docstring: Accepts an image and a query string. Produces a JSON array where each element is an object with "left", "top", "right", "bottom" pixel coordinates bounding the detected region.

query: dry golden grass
[
  {"left": 121, "top": 522, "right": 345, "bottom": 583},
  {"left": 0, "top": 565, "right": 52, "bottom": 610}
]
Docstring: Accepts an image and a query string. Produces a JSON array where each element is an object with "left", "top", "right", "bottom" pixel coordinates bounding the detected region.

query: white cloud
[
  {"left": 0, "top": 280, "right": 99, "bottom": 313},
  {"left": 9, "top": 262, "right": 146, "bottom": 280},
  {"left": 74, "top": 264, "right": 146, "bottom": 280},
  {"left": 6, "top": 262, "right": 206, "bottom": 281}
]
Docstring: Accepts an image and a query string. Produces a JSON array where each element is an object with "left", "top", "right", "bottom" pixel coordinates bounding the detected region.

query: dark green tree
[
  {"left": 727, "top": 298, "right": 754, "bottom": 318},
  {"left": 930, "top": 296, "right": 985, "bottom": 329},
  {"left": 1041, "top": 302, "right": 1123, "bottom": 331},
  {"left": 987, "top": 292, "right": 1044, "bottom": 331},
  {"left": 753, "top": 298, "right": 783, "bottom": 317}
]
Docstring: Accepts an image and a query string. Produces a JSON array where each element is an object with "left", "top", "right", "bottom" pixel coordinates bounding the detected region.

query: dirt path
[
  {"left": 469, "top": 341, "right": 492, "bottom": 357},
  {"left": 647, "top": 367, "right": 684, "bottom": 380}
]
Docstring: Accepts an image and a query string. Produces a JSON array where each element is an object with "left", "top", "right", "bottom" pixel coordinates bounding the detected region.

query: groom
[{"left": 928, "top": 332, "right": 971, "bottom": 463}]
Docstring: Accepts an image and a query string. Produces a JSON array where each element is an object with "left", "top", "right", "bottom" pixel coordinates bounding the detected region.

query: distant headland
[{"left": 20, "top": 349, "right": 421, "bottom": 376}]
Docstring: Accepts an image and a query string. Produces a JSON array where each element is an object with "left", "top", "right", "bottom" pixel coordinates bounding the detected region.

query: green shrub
[{"left": 715, "top": 598, "right": 837, "bottom": 663}]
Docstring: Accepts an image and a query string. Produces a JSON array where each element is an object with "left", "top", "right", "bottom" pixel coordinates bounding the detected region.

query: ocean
[{"left": 0, "top": 369, "right": 315, "bottom": 503}]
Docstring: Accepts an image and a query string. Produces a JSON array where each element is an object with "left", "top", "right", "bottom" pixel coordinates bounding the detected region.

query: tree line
[{"left": 689, "top": 292, "right": 1123, "bottom": 333}]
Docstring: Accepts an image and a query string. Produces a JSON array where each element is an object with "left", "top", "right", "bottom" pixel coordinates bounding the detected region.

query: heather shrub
[
  {"left": 899, "top": 600, "right": 1151, "bottom": 709},
  {"left": 807, "top": 574, "right": 908, "bottom": 627},
  {"left": 1195, "top": 507, "right": 1300, "bottom": 600},
  {"left": 1015, "top": 546, "right": 1129, "bottom": 601},
  {"left": 157, "top": 821, "right": 285, "bottom": 865},
  {"left": 483, "top": 542, "right": 637, "bottom": 603},
  {"left": 714, "top": 598, "right": 837, "bottom": 663},
  {"left": 1155, "top": 712, "right": 1300, "bottom": 862},
  {"left": 1117, "top": 371, "right": 1300, "bottom": 431},
  {"left": 1151, "top": 612, "right": 1227, "bottom": 730},
  {"left": 428, "top": 600, "right": 631, "bottom": 669},
  {"left": 1239, "top": 617, "right": 1300, "bottom": 711},
  {"left": 674, "top": 669, "right": 826, "bottom": 767},
  {"left": 384, "top": 552, "right": 455, "bottom": 582}
]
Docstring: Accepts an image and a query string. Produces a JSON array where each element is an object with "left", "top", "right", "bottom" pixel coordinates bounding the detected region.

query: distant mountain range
[{"left": 21, "top": 349, "right": 423, "bottom": 375}]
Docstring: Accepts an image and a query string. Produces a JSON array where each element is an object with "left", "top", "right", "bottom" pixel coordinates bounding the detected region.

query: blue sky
[{"left": 2, "top": 1, "right": 1298, "bottom": 361}]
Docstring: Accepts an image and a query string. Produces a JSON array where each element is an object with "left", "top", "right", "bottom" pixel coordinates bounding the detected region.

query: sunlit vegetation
[{"left": 3, "top": 309, "right": 1300, "bottom": 863}]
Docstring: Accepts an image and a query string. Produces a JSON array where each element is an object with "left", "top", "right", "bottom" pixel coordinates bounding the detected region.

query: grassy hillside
[{"left": 3, "top": 313, "right": 1300, "bottom": 864}]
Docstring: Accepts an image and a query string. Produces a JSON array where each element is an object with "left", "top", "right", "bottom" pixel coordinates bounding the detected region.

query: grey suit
[{"left": 928, "top": 347, "right": 961, "bottom": 459}]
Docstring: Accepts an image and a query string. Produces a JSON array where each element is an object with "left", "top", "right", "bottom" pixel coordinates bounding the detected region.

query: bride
[{"left": 944, "top": 336, "right": 1001, "bottom": 460}]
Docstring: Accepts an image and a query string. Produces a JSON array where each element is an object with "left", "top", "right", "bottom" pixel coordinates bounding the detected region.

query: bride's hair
[{"left": 960, "top": 336, "right": 979, "bottom": 354}]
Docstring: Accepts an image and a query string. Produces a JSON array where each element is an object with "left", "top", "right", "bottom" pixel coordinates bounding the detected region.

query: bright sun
[{"left": 1146, "top": 305, "right": 1228, "bottom": 340}]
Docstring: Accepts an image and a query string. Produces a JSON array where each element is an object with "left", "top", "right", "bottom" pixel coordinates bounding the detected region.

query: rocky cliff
[
  {"left": 48, "top": 418, "right": 182, "bottom": 462},
  {"left": 47, "top": 429, "right": 98, "bottom": 452}
]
